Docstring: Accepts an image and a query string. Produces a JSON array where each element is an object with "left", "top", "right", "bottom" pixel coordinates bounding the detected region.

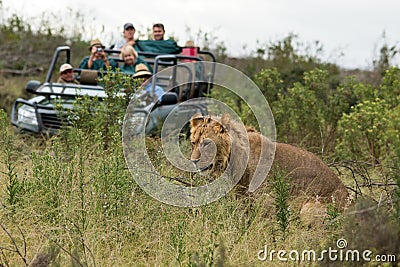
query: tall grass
[{"left": 0, "top": 107, "right": 334, "bottom": 266}]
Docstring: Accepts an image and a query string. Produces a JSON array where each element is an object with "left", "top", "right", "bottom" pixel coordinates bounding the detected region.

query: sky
[{"left": 2, "top": 0, "right": 400, "bottom": 70}]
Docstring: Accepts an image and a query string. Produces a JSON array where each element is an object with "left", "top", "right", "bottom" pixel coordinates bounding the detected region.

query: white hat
[{"left": 60, "top": 63, "right": 73, "bottom": 73}]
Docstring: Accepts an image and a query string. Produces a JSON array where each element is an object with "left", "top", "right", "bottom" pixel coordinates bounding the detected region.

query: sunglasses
[{"left": 62, "top": 69, "right": 73, "bottom": 74}]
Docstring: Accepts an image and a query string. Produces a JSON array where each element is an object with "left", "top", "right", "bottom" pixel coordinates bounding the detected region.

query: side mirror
[
  {"left": 160, "top": 92, "right": 178, "bottom": 105},
  {"left": 25, "top": 80, "right": 41, "bottom": 93}
]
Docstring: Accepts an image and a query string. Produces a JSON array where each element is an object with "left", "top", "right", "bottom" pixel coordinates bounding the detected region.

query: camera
[{"left": 96, "top": 47, "right": 103, "bottom": 53}]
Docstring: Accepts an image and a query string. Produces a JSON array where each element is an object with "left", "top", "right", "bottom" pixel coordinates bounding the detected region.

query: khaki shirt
[{"left": 57, "top": 76, "right": 79, "bottom": 84}]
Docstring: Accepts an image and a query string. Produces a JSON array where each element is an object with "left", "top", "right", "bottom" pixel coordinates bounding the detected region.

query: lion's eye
[{"left": 201, "top": 139, "right": 212, "bottom": 146}]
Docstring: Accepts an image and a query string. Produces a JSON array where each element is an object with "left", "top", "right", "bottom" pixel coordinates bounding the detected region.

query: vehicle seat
[
  {"left": 160, "top": 92, "right": 178, "bottom": 105},
  {"left": 80, "top": 69, "right": 98, "bottom": 85}
]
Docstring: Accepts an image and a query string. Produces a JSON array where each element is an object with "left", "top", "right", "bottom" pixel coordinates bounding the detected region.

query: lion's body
[
  {"left": 247, "top": 131, "right": 349, "bottom": 206},
  {"left": 190, "top": 114, "right": 349, "bottom": 208}
]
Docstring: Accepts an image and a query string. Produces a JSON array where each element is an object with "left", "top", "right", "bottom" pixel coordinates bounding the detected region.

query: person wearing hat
[
  {"left": 133, "top": 63, "right": 164, "bottom": 101},
  {"left": 112, "top": 22, "right": 136, "bottom": 50},
  {"left": 78, "top": 39, "right": 117, "bottom": 71},
  {"left": 119, "top": 45, "right": 152, "bottom": 74},
  {"left": 57, "top": 63, "right": 79, "bottom": 84}
]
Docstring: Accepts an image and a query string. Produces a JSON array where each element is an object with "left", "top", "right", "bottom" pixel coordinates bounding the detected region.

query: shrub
[
  {"left": 272, "top": 69, "right": 330, "bottom": 149},
  {"left": 336, "top": 98, "right": 390, "bottom": 163},
  {"left": 253, "top": 67, "right": 285, "bottom": 103}
]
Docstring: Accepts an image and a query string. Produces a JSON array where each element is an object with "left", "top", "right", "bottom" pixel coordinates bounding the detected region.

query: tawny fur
[{"left": 189, "top": 113, "right": 349, "bottom": 209}]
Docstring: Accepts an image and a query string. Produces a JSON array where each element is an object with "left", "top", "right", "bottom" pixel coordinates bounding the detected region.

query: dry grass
[{"left": 0, "top": 124, "right": 398, "bottom": 266}]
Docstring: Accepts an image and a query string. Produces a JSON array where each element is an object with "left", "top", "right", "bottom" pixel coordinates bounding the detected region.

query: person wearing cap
[
  {"left": 57, "top": 63, "right": 79, "bottom": 84},
  {"left": 112, "top": 23, "right": 136, "bottom": 50},
  {"left": 119, "top": 46, "right": 152, "bottom": 74},
  {"left": 133, "top": 63, "right": 164, "bottom": 101},
  {"left": 152, "top": 23, "right": 165, "bottom": 41},
  {"left": 78, "top": 39, "right": 117, "bottom": 71}
]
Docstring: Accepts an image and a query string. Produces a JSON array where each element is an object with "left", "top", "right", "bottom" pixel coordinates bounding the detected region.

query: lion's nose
[{"left": 191, "top": 158, "right": 200, "bottom": 165}]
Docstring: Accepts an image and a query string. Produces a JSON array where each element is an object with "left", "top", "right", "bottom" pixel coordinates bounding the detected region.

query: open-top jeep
[{"left": 11, "top": 43, "right": 216, "bottom": 135}]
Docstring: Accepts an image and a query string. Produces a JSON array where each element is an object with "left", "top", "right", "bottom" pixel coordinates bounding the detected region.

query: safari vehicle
[{"left": 11, "top": 44, "right": 216, "bottom": 135}]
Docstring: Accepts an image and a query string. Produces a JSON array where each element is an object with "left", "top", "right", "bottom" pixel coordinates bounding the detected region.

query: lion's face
[{"left": 189, "top": 114, "right": 231, "bottom": 176}]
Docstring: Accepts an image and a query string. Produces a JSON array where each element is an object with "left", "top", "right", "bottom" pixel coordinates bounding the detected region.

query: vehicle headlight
[{"left": 17, "top": 105, "right": 39, "bottom": 130}]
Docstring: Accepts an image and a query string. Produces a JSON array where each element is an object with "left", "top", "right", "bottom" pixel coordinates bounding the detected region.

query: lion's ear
[
  {"left": 190, "top": 113, "right": 204, "bottom": 128},
  {"left": 221, "top": 113, "right": 231, "bottom": 125}
]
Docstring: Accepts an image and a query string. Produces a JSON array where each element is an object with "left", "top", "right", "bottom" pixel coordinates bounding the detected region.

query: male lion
[{"left": 189, "top": 113, "right": 349, "bottom": 209}]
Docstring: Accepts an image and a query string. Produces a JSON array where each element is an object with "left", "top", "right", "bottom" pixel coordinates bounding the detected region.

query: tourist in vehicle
[
  {"left": 113, "top": 22, "right": 136, "bottom": 50},
  {"left": 57, "top": 63, "right": 79, "bottom": 84},
  {"left": 133, "top": 63, "right": 164, "bottom": 101},
  {"left": 79, "top": 39, "right": 117, "bottom": 71},
  {"left": 119, "top": 46, "right": 152, "bottom": 74},
  {"left": 152, "top": 23, "right": 165, "bottom": 41}
]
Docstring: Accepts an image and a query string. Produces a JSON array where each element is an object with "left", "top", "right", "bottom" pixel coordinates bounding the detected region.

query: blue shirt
[{"left": 144, "top": 82, "right": 165, "bottom": 101}]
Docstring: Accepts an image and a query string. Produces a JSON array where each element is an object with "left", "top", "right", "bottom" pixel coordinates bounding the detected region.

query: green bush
[
  {"left": 336, "top": 67, "right": 400, "bottom": 164},
  {"left": 253, "top": 67, "right": 285, "bottom": 103},
  {"left": 271, "top": 69, "right": 332, "bottom": 150},
  {"left": 336, "top": 98, "right": 390, "bottom": 163}
]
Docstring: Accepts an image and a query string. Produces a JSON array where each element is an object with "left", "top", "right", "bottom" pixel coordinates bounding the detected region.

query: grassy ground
[{"left": 0, "top": 112, "right": 398, "bottom": 266}]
